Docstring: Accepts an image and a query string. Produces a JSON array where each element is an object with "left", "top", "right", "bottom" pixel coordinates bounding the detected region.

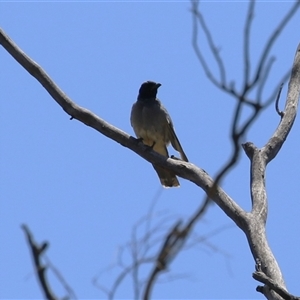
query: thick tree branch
[
  {"left": 241, "top": 44, "right": 300, "bottom": 300},
  {"left": 2, "top": 17, "right": 299, "bottom": 298},
  {"left": 0, "top": 27, "right": 245, "bottom": 223},
  {"left": 0, "top": 28, "right": 248, "bottom": 299},
  {"left": 192, "top": 10, "right": 299, "bottom": 299},
  {"left": 264, "top": 44, "right": 300, "bottom": 163}
]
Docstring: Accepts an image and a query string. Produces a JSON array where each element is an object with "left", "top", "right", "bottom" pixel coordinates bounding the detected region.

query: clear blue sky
[{"left": 1, "top": 1, "right": 300, "bottom": 299}]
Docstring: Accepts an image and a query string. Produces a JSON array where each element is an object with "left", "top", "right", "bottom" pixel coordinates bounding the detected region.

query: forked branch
[
  {"left": 1, "top": 1, "right": 299, "bottom": 296},
  {"left": 22, "top": 225, "right": 57, "bottom": 300},
  {"left": 242, "top": 44, "right": 300, "bottom": 299}
]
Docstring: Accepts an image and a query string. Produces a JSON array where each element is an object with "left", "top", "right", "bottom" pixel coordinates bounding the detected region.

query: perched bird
[{"left": 130, "top": 81, "right": 188, "bottom": 187}]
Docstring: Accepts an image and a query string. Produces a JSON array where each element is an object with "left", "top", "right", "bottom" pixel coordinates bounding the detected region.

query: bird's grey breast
[{"left": 131, "top": 99, "right": 170, "bottom": 144}]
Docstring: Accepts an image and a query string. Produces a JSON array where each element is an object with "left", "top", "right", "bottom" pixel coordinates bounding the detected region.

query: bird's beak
[{"left": 156, "top": 83, "right": 162, "bottom": 89}]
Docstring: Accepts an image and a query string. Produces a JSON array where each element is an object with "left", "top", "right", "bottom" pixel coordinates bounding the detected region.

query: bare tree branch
[
  {"left": 189, "top": 0, "right": 298, "bottom": 203},
  {"left": 22, "top": 225, "right": 77, "bottom": 300},
  {"left": 251, "top": 0, "right": 300, "bottom": 88},
  {"left": 0, "top": 27, "right": 215, "bottom": 193},
  {"left": 253, "top": 270, "right": 300, "bottom": 300},
  {"left": 243, "top": 0, "right": 255, "bottom": 90},
  {"left": 22, "top": 224, "right": 57, "bottom": 300},
  {"left": 1, "top": 0, "right": 299, "bottom": 296},
  {"left": 93, "top": 211, "right": 180, "bottom": 299},
  {"left": 275, "top": 83, "right": 284, "bottom": 118},
  {"left": 191, "top": 1, "right": 227, "bottom": 89},
  {"left": 44, "top": 256, "right": 77, "bottom": 300},
  {"left": 142, "top": 2, "right": 300, "bottom": 298},
  {"left": 94, "top": 204, "right": 231, "bottom": 299},
  {"left": 192, "top": 0, "right": 299, "bottom": 111},
  {"left": 143, "top": 221, "right": 183, "bottom": 300},
  {"left": 0, "top": 23, "right": 248, "bottom": 243},
  {"left": 256, "top": 56, "right": 276, "bottom": 104},
  {"left": 142, "top": 197, "right": 233, "bottom": 300},
  {"left": 95, "top": 256, "right": 155, "bottom": 300},
  {"left": 264, "top": 44, "right": 300, "bottom": 164},
  {"left": 263, "top": 70, "right": 291, "bottom": 108},
  {"left": 241, "top": 43, "right": 300, "bottom": 299}
]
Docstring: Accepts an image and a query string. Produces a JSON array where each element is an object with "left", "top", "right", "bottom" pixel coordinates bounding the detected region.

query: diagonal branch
[
  {"left": 2, "top": 21, "right": 245, "bottom": 297},
  {"left": 191, "top": 1, "right": 227, "bottom": 89},
  {"left": 251, "top": 1, "right": 300, "bottom": 87},
  {"left": 2, "top": 17, "right": 300, "bottom": 298},
  {"left": 22, "top": 224, "right": 57, "bottom": 300},
  {"left": 0, "top": 27, "right": 243, "bottom": 220}
]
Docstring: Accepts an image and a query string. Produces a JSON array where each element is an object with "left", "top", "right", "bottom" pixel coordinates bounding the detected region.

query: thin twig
[
  {"left": 264, "top": 69, "right": 291, "bottom": 108},
  {"left": 44, "top": 256, "right": 77, "bottom": 300},
  {"left": 193, "top": 4, "right": 226, "bottom": 85},
  {"left": 191, "top": 2, "right": 224, "bottom": 89},
  {"left": 243, "top": 0, "right": 255, "bottom": 92},
  {"left": 275, "top": 83, "right": 284, "bottom": 118},
  {"left": 256, "top": 56, "right": 276, "bottom": 104},
  {"left": 143, "top": 221, "right": 183, "bottom": 300},
  {"left": 251, "top": 0, "right": 300, "bottom": 87},
  {"left": 144, "top": 187, "right": 163, "bottom": 255}
]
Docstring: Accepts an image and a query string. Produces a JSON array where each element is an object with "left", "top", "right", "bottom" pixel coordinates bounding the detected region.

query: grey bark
[{"left": 1, "top": 27, "right": 300, "bottom": 299}]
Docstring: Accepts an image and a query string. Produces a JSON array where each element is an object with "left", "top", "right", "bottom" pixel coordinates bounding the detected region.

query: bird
[{"left": 130, "top": 81, "right": 188, "bottom": 187}]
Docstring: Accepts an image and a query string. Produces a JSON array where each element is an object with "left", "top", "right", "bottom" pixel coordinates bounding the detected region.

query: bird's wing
[{"left": 168, "top": 122, "right": 189, "bottom": 162}]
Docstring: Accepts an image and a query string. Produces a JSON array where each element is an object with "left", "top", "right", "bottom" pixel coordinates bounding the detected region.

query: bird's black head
[{"left": 138, "top": 81, "right": 161, "bottom": 101}]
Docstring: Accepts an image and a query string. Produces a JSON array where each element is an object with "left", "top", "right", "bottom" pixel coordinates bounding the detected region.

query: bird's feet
[
  {"left": 135, "top": 137, "right": 156, "bottom": 151},
  {"left": 143, "top": 141, "right": 156, "bottom": 152},
  {"left": 170, "top": 155, "right": 180, "bottom": 161}
]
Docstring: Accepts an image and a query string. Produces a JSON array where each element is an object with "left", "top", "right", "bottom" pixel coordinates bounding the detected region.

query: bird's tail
[{"left": 153, "top": 164, "right": 180, "bottom": 188}]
